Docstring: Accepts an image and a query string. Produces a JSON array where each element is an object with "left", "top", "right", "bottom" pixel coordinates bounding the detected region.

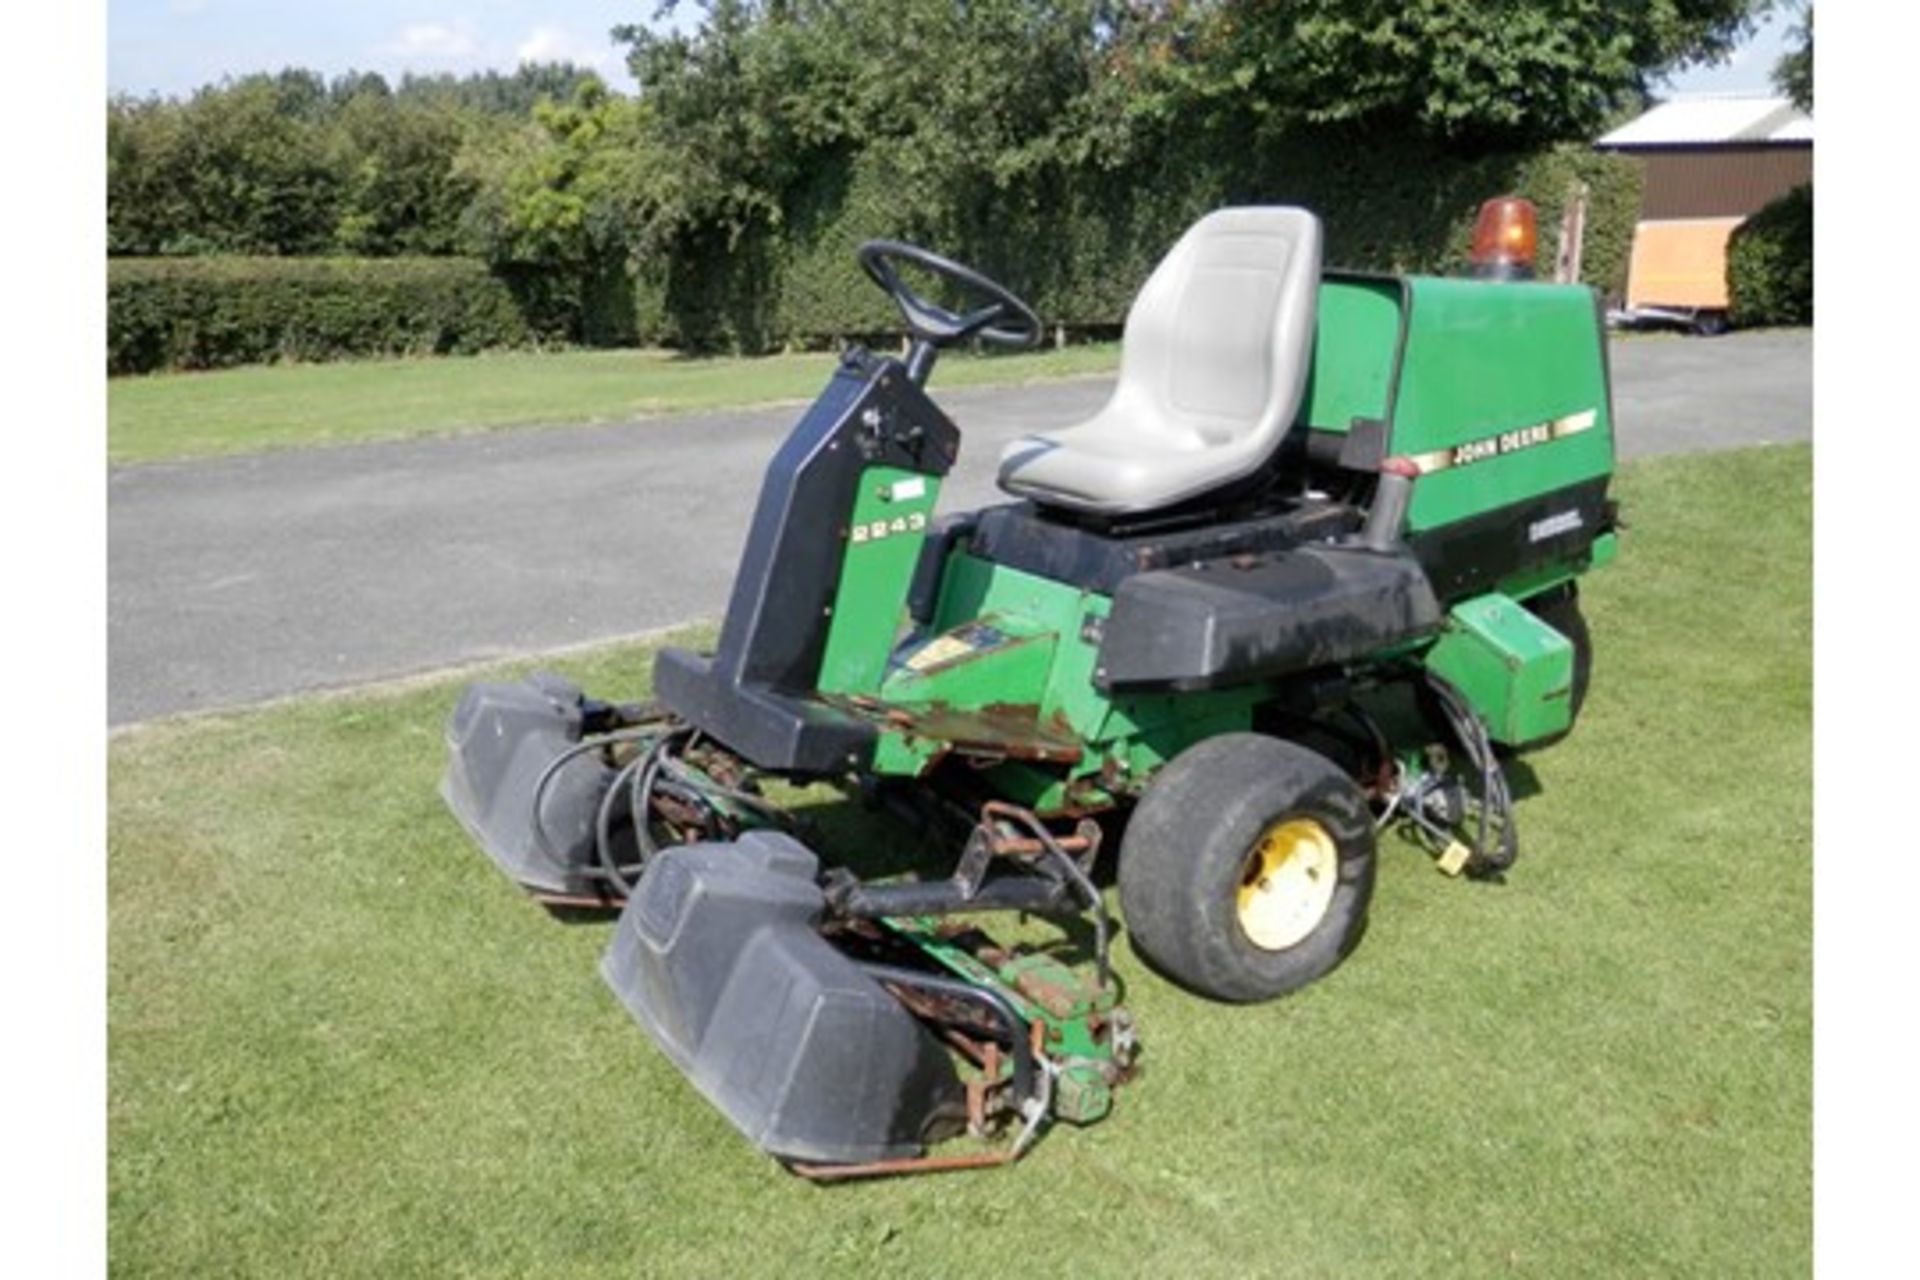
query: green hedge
[
  {"left": 1728, "top": 185, "right": 1813, "bottom": 327},
  {"left": 107, "top": 257, "right": 569, "bottom": 375},
  {"left": 642, "top": 136, "right": 1642, "bottom": 352},
  {"left": 110, "top": 138, "right": 1644, "bottom": 369}
]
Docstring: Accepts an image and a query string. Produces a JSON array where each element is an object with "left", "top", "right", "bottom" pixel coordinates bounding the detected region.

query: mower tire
[{"left": 1118, "top": 734, "right": 1375, "bottom": 1003}]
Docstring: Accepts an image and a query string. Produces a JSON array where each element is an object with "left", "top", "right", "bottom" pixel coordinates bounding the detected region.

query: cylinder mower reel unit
[{"left": 439, "top": 203, "right": 1618, "bottom": 1177}]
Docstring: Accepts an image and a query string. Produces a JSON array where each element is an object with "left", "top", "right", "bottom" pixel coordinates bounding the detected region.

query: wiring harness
[{"left": 529, "top": 716, "right": 792, "bottom": 900}]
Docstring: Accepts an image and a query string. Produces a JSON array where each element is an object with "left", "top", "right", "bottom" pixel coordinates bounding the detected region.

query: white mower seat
[{"left": 997, "top": 207, "right": 1322, "bottom": 517}]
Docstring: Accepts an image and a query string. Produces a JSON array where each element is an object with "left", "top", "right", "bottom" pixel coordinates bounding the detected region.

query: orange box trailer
[{"left": 1624, "top": 216, "right": 1746, "bottom": 311}]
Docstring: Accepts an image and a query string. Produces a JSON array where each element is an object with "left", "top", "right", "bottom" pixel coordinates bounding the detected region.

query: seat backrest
[{"left": 1115, "top": 207, "right": 1322, "bottom": 449}]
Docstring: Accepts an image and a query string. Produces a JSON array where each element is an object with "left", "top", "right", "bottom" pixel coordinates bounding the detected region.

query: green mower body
[
  {"left": 655, "top": 271, "right": 1615, "bottom": 807},
  {"left": 442, "top": 214, "right": 1617, "bottom": 1176}
]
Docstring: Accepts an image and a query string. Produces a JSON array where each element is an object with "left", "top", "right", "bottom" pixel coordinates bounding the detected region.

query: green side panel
[
  {"left": 931, "top": 552, "right": 1089, "bottom": 640},
  {"left": 1300, "top": 276, "right": 1405, "bottom": 433},
  {"left": 1038, "top": 600, "right": 1114, "bottom": 739},
  {"left": 927, "top": 552, "right": 1110, "bottom": 729},
  {"left": 878, "top": 551, "right": 1268, "bottom": 803},
  {"left": 871, "top": 616, "right": 1062, "bottom": 775},
  {"left": 1424, "top": 593, "right": 1574, "bottom": 745},
  {"left": 816, "top": 465, "right": 942, "bottom": 696},
  {"left": 1392, "top": 276, "right": 1615, "bottom": 531},
  {"left": 929, "top": 554, "right": 1262, "bottom": 749},
  {"left": 868, "top": 553, "right": 1094, "bottom": 777},
  {"left": 881, "top": 620, "right": 1058, "bottom": 712}
]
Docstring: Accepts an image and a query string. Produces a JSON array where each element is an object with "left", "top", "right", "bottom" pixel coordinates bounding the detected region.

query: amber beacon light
[{"left": 1468, "top": 196, "right": 1538, "bottom": 281}]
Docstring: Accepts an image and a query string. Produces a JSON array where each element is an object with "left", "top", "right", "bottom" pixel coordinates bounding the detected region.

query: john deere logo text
[{"left": 1408, "top": 409, "right": 1598, "bottom": 476}]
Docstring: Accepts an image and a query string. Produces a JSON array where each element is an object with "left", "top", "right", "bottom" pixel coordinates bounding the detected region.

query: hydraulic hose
[
  {"left": 1421, "top": 671, "right": 1518, "bottom": 875},
  {"left": 981, "top": 804, "right": 1112, "bottom": 992},
  {"left": 577, "top": 723, "right": 793, "bottom": 897},
  {"left": 527, "top": 725, "right": 659, "bottom": 872},
  {"left": 856, "top": 962, "right": 1038, "bottom": 1106}
]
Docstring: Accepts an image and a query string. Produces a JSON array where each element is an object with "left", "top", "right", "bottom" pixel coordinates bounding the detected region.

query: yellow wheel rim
[{"left": 1236, "top": 818, "right": 1339, "bottom": 951}]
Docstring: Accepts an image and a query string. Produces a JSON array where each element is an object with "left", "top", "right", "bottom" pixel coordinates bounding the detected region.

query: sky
[
  {"left": 107, "top": 1, "right": 1801, "bottom": 104},
  {"left": 107, "top": 2, "right": 667, "bottom": 96},
  {"left": 1654, "top": 2, "right": 1799, "bottom": 98}
]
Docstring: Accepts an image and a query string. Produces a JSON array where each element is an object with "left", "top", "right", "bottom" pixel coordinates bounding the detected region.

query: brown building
[{"left": 1595, "top": 96, "right": 1812, "bottom": 323}]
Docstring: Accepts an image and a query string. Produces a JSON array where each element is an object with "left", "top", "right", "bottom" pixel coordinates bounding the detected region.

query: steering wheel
[{"left": 857, "top": 240, "right": 1042, "bottom": 351}]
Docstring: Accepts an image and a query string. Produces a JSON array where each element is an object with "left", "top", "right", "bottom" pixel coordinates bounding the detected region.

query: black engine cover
[{"left": 1097, "top": 544, "right": 1443, "bottom": 691}]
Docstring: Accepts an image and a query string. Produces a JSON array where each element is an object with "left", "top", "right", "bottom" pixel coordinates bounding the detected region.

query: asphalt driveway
[{"left": 109, "top": 330, "right": 1811, "bottom": 724}]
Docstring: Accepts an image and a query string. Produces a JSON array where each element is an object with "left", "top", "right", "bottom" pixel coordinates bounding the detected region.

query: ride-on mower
[{"left": 442, "top": 202, "right": 1618, "bottom": 1177}]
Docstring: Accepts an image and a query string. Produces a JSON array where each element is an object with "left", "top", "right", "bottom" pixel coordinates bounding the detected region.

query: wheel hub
[{"left": 1236, "top": 818, "right": 1338, "bottom": 951}]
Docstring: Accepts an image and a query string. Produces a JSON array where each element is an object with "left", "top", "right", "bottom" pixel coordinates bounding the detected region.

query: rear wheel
[
  {"left": 1691, "top": 309, "right": 1731, "bottom": 337},
  {"left": 1118, "top": 734, "right": 1376, "bottom": 1003}
]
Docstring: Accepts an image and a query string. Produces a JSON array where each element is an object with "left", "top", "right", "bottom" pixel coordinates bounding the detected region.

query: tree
[
  {"left": 451, "top": 78, "right": 671, "bottom": 341},
  {"left": 106, "top": 77, "right": 346, "bottom": 255},
  {"left": 1116, "top": 0, "right": 1770, "bottom": 147},
  {"left": 328, "top": 70, "right": 394, "bottom": 108},
  {"left": 107, "top": 66, "right": 576, "bottom": 257},
  {"left": 107, "top": 97, "right": 191, "bottom": 256},
  {"left": 614, "top": 1, "right": 1147, "bottom": 234},
  {"left": 1775, "top": 4, "right": 1811, "bottom": 111},
  {"left": 396, "top": 63, "right": 602, "bottom": 116},
  {"left": 333, "top": 95, "right": 478, "bottom": 255},
  {"left": 456, "top": 78, "right": 671, "bottom": 267}
]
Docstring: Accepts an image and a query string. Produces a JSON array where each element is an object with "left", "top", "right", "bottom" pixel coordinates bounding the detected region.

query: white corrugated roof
[
  {"left": 1767, "top": 115, "right": 1815, "bottom": 143},
  {"left": 1597, "top": 95, "right": 1812, "bottom": 147}
]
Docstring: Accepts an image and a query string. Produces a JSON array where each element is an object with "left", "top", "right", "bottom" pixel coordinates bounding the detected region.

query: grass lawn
[
  {"left": 106, "top": 343, "right": 1119, "bottom": 465},
  {"left": 109, "top": 444, "right": 1810, "bottom": 1277}
]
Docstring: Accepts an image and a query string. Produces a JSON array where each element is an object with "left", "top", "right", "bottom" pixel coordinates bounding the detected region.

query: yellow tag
[
  {"left": 1436, "top": 841, "right": 1472, "bottom": 877},
  {"left": 905, "top": 634, "right": 973, "bottom": 672}
]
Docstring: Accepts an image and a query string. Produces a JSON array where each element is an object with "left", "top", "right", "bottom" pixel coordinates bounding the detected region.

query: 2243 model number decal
[{"left": 849, "top": 512, "right": 928, "bottom": 544}]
